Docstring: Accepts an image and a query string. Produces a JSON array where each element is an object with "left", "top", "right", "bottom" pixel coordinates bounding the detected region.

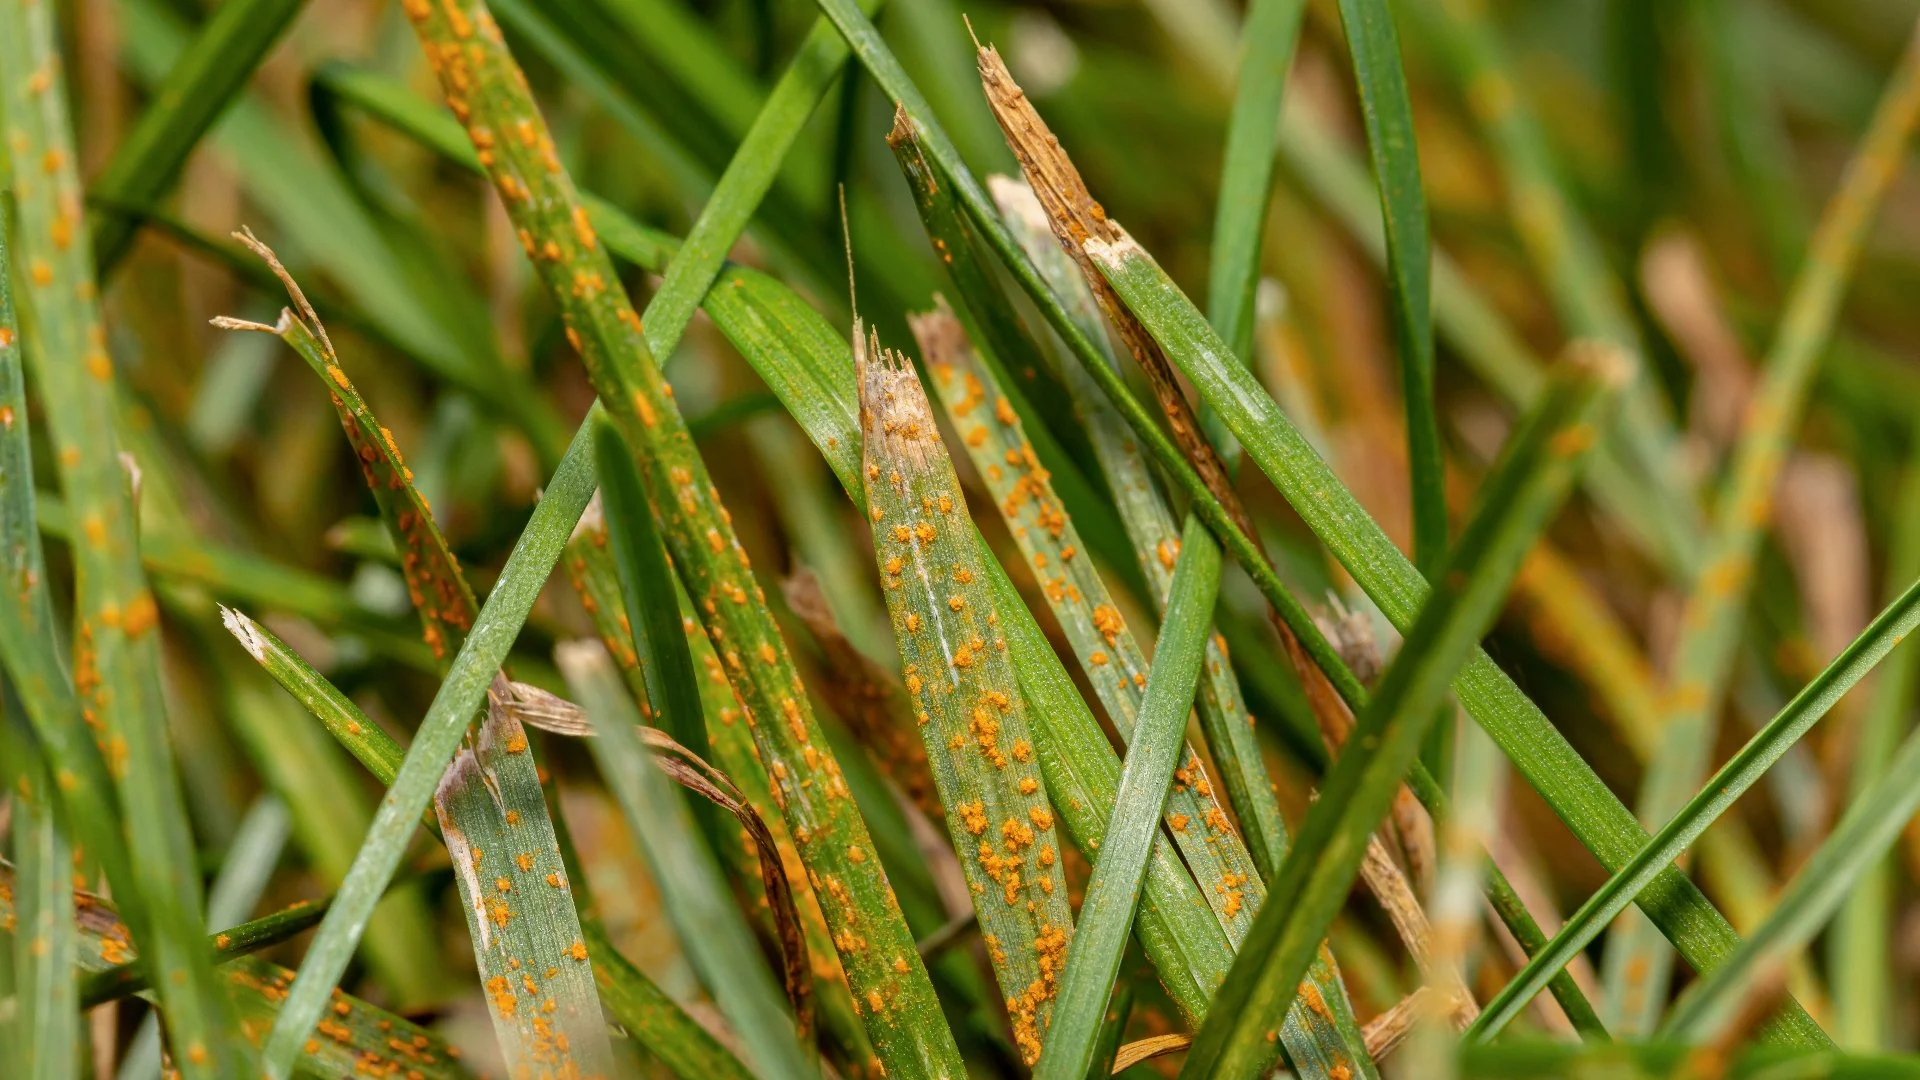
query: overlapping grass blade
[
  {"left": 1469, "top": 575, "right": 1920, "bottom": 1040},
  {"left": 1033, "top": 514, "right": 1226, "bottom": 1080},
  {"left": 221, "top": 604, "right": 761, "bottom": 1080},
  {"left": 1083, "top": 230, "right": 1826, "bottom": 1047},
  {"left": 1179, "top": 343, "right": 1625, "bottom": 1080},
  {"left": 0, "top": 872, "right": 480, "bottom": 1080},
  {"left": 222, "top": 234, "right": 616, "bottom": 1076},
  {"left": 81, "top": 894, "right": 331, "bottom": 1009},
  {"left": 572, "top": 419, "right": 814, "bottom": 1078},
  {"left": 1609, "top": 22, "right": 1920, "bottom": 1027},
  {"left": 88, "top": 0, "right": 303, "bottom": 274},
  {"left": 913, "top": 305, "right": 1260, "bottom": 945},
  {"left": 1, "top": 713, "right": 81, "bottom": 1080},
  {"left": 993, "top": 180, "right": 1293, "bottom": 893},
  {"left": 112, "top": 0, "right": 570, "bottom": 461},
  {"left": 1207, "top": 0, "right": 1307, "bottom": 363},
  {"left": 856, "top": 328, "right": 1075, "bottom": 1065},
  {"left": 1661, "top": 670, "right": 1920, "bottom": 1038},
  {"left": 1830, "top": 448, "right": 1920, "bottom": 1047},
  {"left": 0, "top": 2, "right": 241, "bottom": 1070},
  {"left": 1403, "top": 0, "right": 1700, "bottom": 577},
  {"left": 1329, "top": 0, "right": 1444, "bottom": 574},
  {"left": 385, "top": 4, "right": 962, "bottom": 1074}
]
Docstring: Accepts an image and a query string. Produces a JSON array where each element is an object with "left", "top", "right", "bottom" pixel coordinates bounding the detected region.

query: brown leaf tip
[
  {"left": 905, "top": 295, "right": 971, "bottom": 375},
  {"left": 977, "top": 44, "right": 1114, "bottom": 248},
  {"left": 857, "top": 325, "right": 941, "bottom": 470}
]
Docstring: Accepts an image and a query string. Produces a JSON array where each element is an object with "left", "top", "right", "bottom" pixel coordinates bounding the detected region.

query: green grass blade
[
  {"left": 1207, "top": 0, "right": 1306, "bottom": 363},
  {"left": 1084, "top": 231, "right": 1826, "bottom": 1048},
  {"left": 593, "top": 423, "right": 710, "bottom": 763},
  {"left": 2, "top": 712, "right": 81, "bottom": 1080},
  {"left": 257, "top": 416, "right": 599, "bottom": 1078},
  {"left": 1468, "top": 575, "right": 1920, "bottom": 1041},
  {"left": 0, "top": 871, "right": 481, "bottom": 1080},
  {"left": 394, "top": 4, "right": 962, "bottom": 1072},
  {"left": 1330, "top": 0, "right": 1444, "bottom": 575},
  {"left": 1270, "top": 108, "right": 1695, "bottom": 577},
  {"left": 223, "top": 246, "right": 615, "bottom": 1076},
  {"left": 1609, "top": 24, "right": 1920, "bottom": 1029},
  {"left": 1178, "top": 343, "right": 1624, "bottom": 1080},
  {"left": 88, "top": 0, "right": 303, "bottom": 274},
  {"left": 323, "top": 60, "right": 1231, "bottom": 1029},
  {"left": 0, "top": 2, "right": 242, "bottom": 1069},
  {"left": 1662, "top": 666, "right": 1920, "bottom": 1039},
  {"left": 224, "top": 604, "right": 756, "bottom": 1080},
  {"left": 80, "top": 896, "right": 331, "bottom": 1009},
  {"left": 884, "top": 112, "right": 1129, "bottom": 573},
  {"left": 561, "top": 637, "right": 814, "bottom": 1080},
  {"left": 1035, "top": 512, "right": 1223, "bottom": 1080},
  {"left": 584, "top": 921, "right": 758, "bottom": 1080},
  {"left": 636, "top": 0, "right": 879, "bottom": 365},
  {"left": 1829, "top": 451, "right": 1920, "bottom": 1048},
  {"left": 857, "top": 330, "right": 1077, "bottom": 1065},
  {"left": 915, "top": 307, "right": 1263, "bottom": 945},
  {"left": 1459, "top": 1041, "right": 1919, "bottom": 1079}
]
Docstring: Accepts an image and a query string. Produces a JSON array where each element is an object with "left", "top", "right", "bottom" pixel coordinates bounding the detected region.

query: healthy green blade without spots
[
  {"left": 1179, "top": 342, "right": 1624, "bottom": 1080},
  {"left": 1084, "top": 230, "right": 1828, "bottom": 1049},
  {"left": 1470, "top": 574, "right": 1920, "bottom": 1041}
]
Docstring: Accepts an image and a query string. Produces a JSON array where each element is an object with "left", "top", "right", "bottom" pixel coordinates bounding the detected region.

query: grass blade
[
  {"left": 915, "top": 305, "right": 1262, "bottom": 944},
  {"left": 1207, "top": 0, "right": 1307, "bottom": 363},
  {"left": 561, "top": 636, "right": 814, "bottom": 1080},
  {"left": 1662, "top": 663, "right": 1920, "bottom": 1038},
  {"left": 1609, "top": 21, "right": 1920, "bottom": 1028},
  {"left": 1179, "top": 343, "right": 1625, "bottom": 1080},
  {"left": 323, "top": 59, "right": 1232, "bottom": 1029},
  {"left": 222, "top": 605, "right": 759, "bottom": 1080},
  {"left": 1469, "top": 575, "right": 1920, "bottom": 1041},
  {"left": 1330, "top": 0, "right": 1444, "bottom": 575},
  {"left": 2, "top": 710, "right": 81, "bottom": 1080},
  {"left": 1083, "top": 229, "right": 1826, "bottom": 1048},
  {"left": 398, "top": 4, "right": 965, "bottom": 1072},
  {"left": 856, "top": 329, "right": 1076, "bottom": 1065},
  {"left": 0, "top": 872, "right": 480, "bottom": 1080},
  {"left": 88, "top": 0, "right": 303, "bottom": 274},
  {"left": 220, "top": 241, "right": 616, "bottom": 1077},
  {"left": 1829, "top": 450, "right": 1920, "bottom": 1048},
  {"left": 1034, "top": 513, "right": 1222, "bottom": 1080},
  {"left": 992, "top": 179, "right": 1294, "bottom": 894},
  {"left": 0, "top": 2, "right": 242, "bottom": 1069}
]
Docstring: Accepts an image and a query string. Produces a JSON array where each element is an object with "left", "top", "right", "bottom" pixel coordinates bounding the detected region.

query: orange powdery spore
[
  {"left": 403, "top": 2, "right": 946, "bottom": 1071},
  {"left": 913, "top": 304, "right": 1269, "bottom": 945},
  {"left": 857, "top": 320, "right": 1073, "bottom": 1044}
]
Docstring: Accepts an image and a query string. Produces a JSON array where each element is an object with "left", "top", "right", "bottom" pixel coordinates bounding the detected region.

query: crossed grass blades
[{"left": 4, "top": 0, "right": 1920, "bottom": 1078}]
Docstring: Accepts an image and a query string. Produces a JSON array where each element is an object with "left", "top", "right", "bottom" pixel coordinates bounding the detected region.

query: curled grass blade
[
  {"left": 857, "top": 329, "right": 1076, "bottom": 1066},
  {"left": 1330, "top": 0, "right": 1445, "bottom": 574},
  {"left": 1084, "top": 233, "right": 1825, "bottom": 1047},
  {"left": 0, "top": 2, "right": 240, "bottom": 1069},
  {"left": 561, "top": 638, "right": 814, "bottom": 1080},
  {"left": 88, "top": 0, "right": 303, "bottom": 274},
  {"left": 1179, "top": 343, "right": 1625, "bottom": 1080},
  {"left": 1611, "top": 21, "right": 1920, "bottom": 1027},
  {"left": 373, "top": 4, "right": 963, "bottom": 1072},
  {"left": 1469, "top": 576, "right": 1920, "bottom": 1041}
]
